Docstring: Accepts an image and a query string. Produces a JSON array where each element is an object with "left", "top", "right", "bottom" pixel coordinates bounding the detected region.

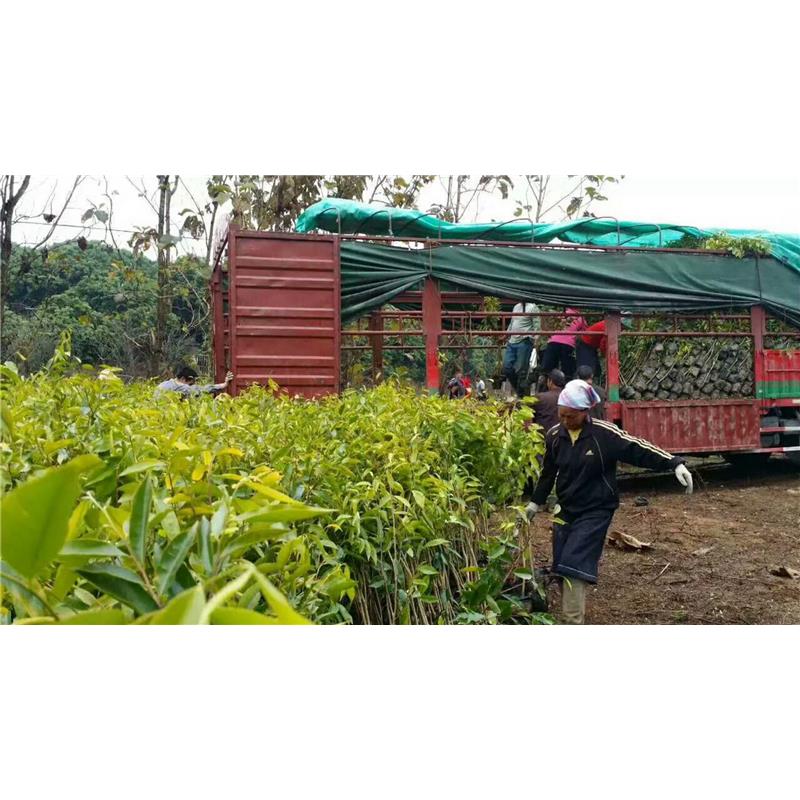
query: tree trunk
[
  {"left": 0, "top": 175, "right": 31, "bottom": 326},
  {"left": 153, "top": 175, "right": 174, "bottom": 374}
]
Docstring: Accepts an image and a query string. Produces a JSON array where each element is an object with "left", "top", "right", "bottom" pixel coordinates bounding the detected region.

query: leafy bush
[
  {"left": 0, "top": 350, "right": 544, "bottom": 625},
  {"left": 667, "top": 232, "right": 772, "bottom": 258},
  {"left": 1, "top": 242, "right": 210, "bottom": 376}
]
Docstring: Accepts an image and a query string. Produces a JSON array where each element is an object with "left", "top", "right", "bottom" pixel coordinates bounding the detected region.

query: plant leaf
[
  {"left": 149, "top": 586, "right": 205, "bottom": 624},
  {"left": 156, "top": 529, "right": 196, "bottom": 596},
  {"left": 119, "top": 460, "right": 166, "bottom": 476},
  {"left": 128, "top": 477, "right": 152, "bottom": 564},
  {"left": 251, "top": 570, "right": 312, "bottom": 625},
  {"left": 57, "top": 539, "right": 125, "bottom": 563},
  {"left": 210, "top": 607, "right": 277, "bottom": 625},
  {"left": 55, "top": 609, "right": 127, "bottom": 625},
  {"left": 77, "top": 563, "right": 158, "bottom": 615},
  {"left": 0, "top": 454, "right": 101, "bottom": 578}
]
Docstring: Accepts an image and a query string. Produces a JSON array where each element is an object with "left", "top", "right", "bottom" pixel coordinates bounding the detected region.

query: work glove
[
  {"left": 674, "top": 464, "right": 693, "bottom": 495},
  {"left": 525, "top": 502, "right": 539, "bottom": 522}
]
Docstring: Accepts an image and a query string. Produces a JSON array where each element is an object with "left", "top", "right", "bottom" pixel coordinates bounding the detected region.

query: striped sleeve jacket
[{"left": 531, "top": 417, "right": 685, "bottom": 518}]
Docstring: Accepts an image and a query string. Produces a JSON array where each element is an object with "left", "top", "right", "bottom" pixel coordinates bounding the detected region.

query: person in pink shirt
[{"left": 540, "top": 308, "right": 587, "bottom": 380}]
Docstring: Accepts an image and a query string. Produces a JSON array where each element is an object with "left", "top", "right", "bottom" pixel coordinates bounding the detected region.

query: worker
[
  {"left": 540, "top": 308, "right": 586, "bottom": 380},
  {"left": 502, "top": 301, "right": 540, "bottom": 396},
  {"left": 576, "top": 319, "right": 606, "bottom": 382},
  {"left": 446, "top": 369, "right": 467, "bottom": 399},
  {"left": 155, "top": 364, "right": 234, "bottom": 398},
  {"left": 576, "top": 364, "right": 606, "bottom": 420},
  {"left": 526, "top": 379, "right": 693, "bottom": 624},
  {"left": 532, "top": 369, "right": 566, "bottom": 432}
]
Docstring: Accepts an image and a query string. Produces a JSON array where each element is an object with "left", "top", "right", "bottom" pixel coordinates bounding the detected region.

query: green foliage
[
  {"left": 0, "top": 363, "right": 543, "bottom": 625},
  {"left": 1, "top": 242, "right": 209, "bottom": 375},
  {"left": 703, "top": 232, "right": 772, "bottom": 258},
  {"left": 668, "top": 231, "right": 772, "bottom": 258},
  {"left": 0, "top": 454, "right": 100, "bottom": 578}
]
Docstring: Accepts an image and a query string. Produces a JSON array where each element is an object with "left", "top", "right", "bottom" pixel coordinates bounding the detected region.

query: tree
[
  {"left": 514, "top": 175, "right": 624, "bottom": 222},
  {"left": 175, "top": 175, "right": 437, "bottom": 264},
  {"left": 2, "top": 240, "right": 209, "bottom": 376},
  {"left": 1, "top": 175, "right": 88, "bottom": 326},
  {"left": 1, "top": 176, "right": 31, "bottom": 320},
  {"left": 127, "top": 175, "right": 180, "bottom": 373},
  {"left": 427, "top": 175, "right": 515, "bottom": 223}
]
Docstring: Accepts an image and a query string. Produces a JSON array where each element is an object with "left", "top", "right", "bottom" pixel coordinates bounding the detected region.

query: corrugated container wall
[{"left": 219, "top": 228, "right": 341, "bottom": 398}]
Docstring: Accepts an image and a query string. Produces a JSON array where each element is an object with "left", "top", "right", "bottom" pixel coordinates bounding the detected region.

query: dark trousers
[
  {"left": 541, "top": 342, "right": 576, "bottom": 380},
  {"left": 552, "top": 509, "right": 614, "bottom": 584},
  {"left": 502, "top": 339, "right": 533, "bottom": 392},
  {"left": 575, "top": 340, "right": 602, "bottom": 382}
]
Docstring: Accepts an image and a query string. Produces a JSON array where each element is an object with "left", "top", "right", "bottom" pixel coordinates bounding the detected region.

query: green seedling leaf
[
  {"left": 210, "top": 607, "right": 276, "bottom": 625},
  {"left": 200, "top": 568, "right": 254, "bottom": 624},
  {"left": 156, "top": 529, "right": 196, "bottom": 596},
  {"left": 239, "top": 505, "right": 329, "bottom": 524},
  {"left": 150, "top": 586, "right": 205, "bottom": 624},
  {"left": 77, "top": 563, "right": 158, "bottom": 615},
  {"left": 1, "top": 561, "right": 49, "bottom": 616},
  {"left": 223, "top": 526, "right": 288, "bottom": 557},
  {"left": 424, "top": 538, "right": 450, "bottom": 549},
  {"left": 198, "top": 518, "right": 213, "bottom": 574},
  {"left": 127, "top": 477, "right": 152, "bottom": 564},
  {"left": 52, "top": 565, "right": 78, "bottom": 600},
  {"left": 251, "top": 569, "right": 312, "bottom": 625},
  {"left": 55, "top": 609, "right": 128, "bottom": 625},
  {"left": 0, "top": 454, "right": 101, "bottom": 579},
  {"left": 57, "top": 539, "right": 125, "bottom": 564}
]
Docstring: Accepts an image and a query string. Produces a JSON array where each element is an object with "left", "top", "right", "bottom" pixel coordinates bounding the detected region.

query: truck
[{"left": 210, "top": 213, "right": 800, "bottom": 464}]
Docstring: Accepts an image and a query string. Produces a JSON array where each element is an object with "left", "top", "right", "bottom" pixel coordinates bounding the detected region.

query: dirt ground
[{"left": 526, "top": 457, "right": 800, "bottom": 624}]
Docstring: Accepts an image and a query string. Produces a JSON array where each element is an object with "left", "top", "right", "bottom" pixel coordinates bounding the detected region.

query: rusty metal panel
[
  {"left": 761, "top": 348, "right": 800, "bottom": 400},
  {"left": 621, "top": 399, "right": 761, "bottom": 453},
  {"left": 211, "top": 271, "right": 225, "bottom": 383},
  {"left": 228, "top": 230, "right": 340, "bottom": 398}
]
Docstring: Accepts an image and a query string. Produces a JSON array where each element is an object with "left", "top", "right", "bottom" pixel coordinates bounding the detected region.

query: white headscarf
[{"left": 558, "top": 379, "right": 601, "bottom": 410}]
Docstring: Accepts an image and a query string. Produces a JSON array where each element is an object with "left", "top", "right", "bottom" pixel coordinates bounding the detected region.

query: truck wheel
[{"left": 724, "top": 452, "right": 772, "bottom": 470}]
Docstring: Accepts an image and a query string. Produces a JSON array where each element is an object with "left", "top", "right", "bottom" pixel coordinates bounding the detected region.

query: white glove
[
  {"left": 675, "top": 464, "right": 693, "bottom": 495},
  {"left": 525, "top": 502, "right": 539, "bottom": 521}
]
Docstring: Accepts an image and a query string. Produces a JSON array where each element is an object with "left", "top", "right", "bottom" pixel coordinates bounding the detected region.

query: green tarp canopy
[
  {"left": 338, "top": 242, "right": 800, "bottom": 327},
  {"left": 294, "top": 199, "right": 800, "bottom": 325},
  {"left": 296, "top": 198, "right": 800, "bottom": 276}
]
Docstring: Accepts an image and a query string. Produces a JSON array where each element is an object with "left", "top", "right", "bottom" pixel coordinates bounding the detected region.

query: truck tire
[{"left": 724, "top": 452, "right": 772, "bottom": 470}]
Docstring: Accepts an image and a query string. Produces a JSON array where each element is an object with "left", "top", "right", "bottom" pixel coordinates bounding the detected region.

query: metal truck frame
[{"left": 211, "top": 226, "right": 800, "bottom": 461}]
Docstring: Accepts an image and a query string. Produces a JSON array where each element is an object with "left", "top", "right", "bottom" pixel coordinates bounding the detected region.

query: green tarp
[
  {"left": 297, "top": 198, "right": 800, "bottom": 277},
  {"left": 339, "top": 242, "right": 800, "bottom": 327}
]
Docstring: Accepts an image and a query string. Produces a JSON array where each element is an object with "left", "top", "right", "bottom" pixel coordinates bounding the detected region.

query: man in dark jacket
[
  {"left": 532, "top": 369, "right": 566, "bottom": 432},
  {"left": 526, "top": 379, "right": 693, "bottom": 623}
]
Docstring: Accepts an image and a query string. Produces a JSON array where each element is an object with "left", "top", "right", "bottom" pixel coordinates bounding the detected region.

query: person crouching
[{"left": 526, "top": 379, "right": 694, "bottom": 624}]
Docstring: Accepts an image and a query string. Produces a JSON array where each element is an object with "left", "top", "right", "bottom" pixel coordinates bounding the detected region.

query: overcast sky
[{"left": 9, "top": 175, "right": 799, "bottom": 260}]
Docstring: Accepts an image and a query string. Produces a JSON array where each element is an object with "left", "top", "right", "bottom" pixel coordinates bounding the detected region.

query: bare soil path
[{"left": 526, "top": 458, "right": 800, "bottom": 624}]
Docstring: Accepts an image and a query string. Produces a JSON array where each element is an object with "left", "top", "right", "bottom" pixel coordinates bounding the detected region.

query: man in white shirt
[{"left": 502, "top": 301, "right": 540, "bottom": 396}]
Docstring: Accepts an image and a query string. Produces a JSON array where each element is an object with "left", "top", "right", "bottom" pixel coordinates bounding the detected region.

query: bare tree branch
[
  {"left": 126, "top": 176, "right": 160, "bottom": 216},
  {"left": 179, "top": 176, "right": 217, "bottom": 264},
  {"left": 540, "top": 177, "right": 585, "bottom": 219},
  {"left": 32, "top": 175, "right": 84, "bottom": 250},
  {"left": 368, "top": 175, "right": 388, "bottom": 203},
  {"left": 11, "top": 175, "right": 31, "bottom": 206},
  {"left": 102, "top": 176, "right": 123, "bottom": 257}
]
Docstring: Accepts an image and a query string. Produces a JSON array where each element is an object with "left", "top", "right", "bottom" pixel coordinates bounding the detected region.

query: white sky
[{"left": 9, "top": 175, "right": 799, "bottom": 261}]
